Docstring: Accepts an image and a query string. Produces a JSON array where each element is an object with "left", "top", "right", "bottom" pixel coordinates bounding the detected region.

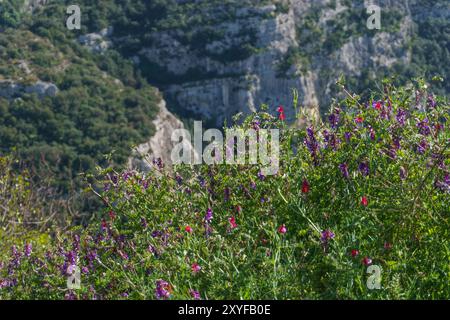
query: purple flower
[
  {"left": 358, "top": 162, "right": 370, "bottom": 177},
  {"left": 190, "top": 290, "right": 201, "bottom": 300},
  {"left": 369, "top": 127, "right": 376, "bottom": 141},
  {"left": 257, "top": 171, "right": 266, "bottom": 181},
  {"left": 393, "top": 137, "right": 401, "bottom": 150},
  {"left": 155, "top": 280, "right": 172, "bottom": 300},
  {"left": 339, "top": 163, "right": 349, "bottom": 179},
  {"left": 24, "top": 243, "right": 32, "bottom": 257},
  {"left": 198, "top": 176, "right": 206, "bottom": 188},
  {"left": 427, "top": 94, "right": 436, "bottom": 109},
  {"left": 320, "top": 230, "right": 335, "bottom": 243},
  {"left": 435, "top": 174, "right": 450, "bottom": 193},
  {"left": 344, "top": 132, "right": 352, "bottom": 143},
  {"left": 175, "top": 173, "right": 183, "bottom": 185},
  {"left": 153, "top": 158, "right": 164, "bottom": 169},
  {"left": 417, "top": 118, "right": 431, "bottom": 136},
  {"left": 417, "top": 139, "right": 428, "bottom": 154},
  {"left": 65, "top": 291, "right": 78, "bottom": 300},
  {"left": 305, "top": 127, "right": 320, "bottom": 165},
  {"left": 205, "top": 208, "right": 213, "bottom": 222},
  {"left": 252, "top": 120, "right": 261, "bottom": 131},
  {"left": 324, "top": 131, "right": 340, "bottom": 151},
  {"left": 396, "top": 109, "right": 407, "bottom": 126},
  {"left": 328, "top": 108, "right": 340, "bottom": 129}
]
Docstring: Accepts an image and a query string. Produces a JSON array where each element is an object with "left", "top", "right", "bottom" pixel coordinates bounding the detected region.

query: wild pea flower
[
  {"left": 417, "top": 118, "right": 431, "bottom": 136},
  {"left": 64, "top": 291, "right": 77, "bottom": 300},
  {"left": 320, "top": 230, "right": 335, "bottom": 243},
  {"left": 228, "top": 216, "right": 238, "bottom": 229},
  {"left": 205, "top": 208, "right": 213, "bottom": 222},
  {"left": 369, "top": 127, "right": 376, "bottom": 141},
  {"left": 190, "top": 290, "right": 201, "bottom": 300},
  {"left": 417, "top": 139, "right": 428, "bottom": 154},
  {"left": 393, "top": 137, "right": 401, "bottom": 150},
  {"left": 305, "top": 127, "right": 320, "bottom": 164},
  {"left": 197, "top": 176, "right": 206, "bottom": 188},
  {"left": 351, "top": 249, "right": 359, "bottom": 257},
  {"left": 339, "top": 163, "right": 349, "bottom": 179},
  {"left": 191, "top": 263, "right": 201, "bottom": 274},
  {"left": 152, "top": 158, "right": 164, "bottom": 169},
  {"left": 155, "top": 280, "right": 172, "bottom": 300},
  {"left": 278, "top": 224, "right": 287, "bottom": 234},
  {"left": 175, "top": 173, "right": 183, "bottom": 185},
  {"left": 427, "top": 94, "right": 436, "bottom": 109},
  {"left": 24, "top": 243, "right": 32, "bottom": 257},
  {"left": 344, "top": 132, "right": 352, "bottom": 143},
  {"left": 252, "top": 120, "right": 261, "bottom": 131},
  {"left": 185, "top": 225, "right": 193, "bottom": 233},
  {"left": 384, "top": 242, "right": 393, "bottom": 250},
  {"left": 358, "top": 162, "right": 370, "bottom": 177},
  {"left": 396, "top": 109, "right": 407, "bottom": 126},
  {"left": 362, "top": 257, "right": 373, "bottom": 266},
  {"left": 373, "top": 100, "right": 382, "bottom": 110},
  {"left": 277, "top": 105, "right": 286, "bottom": 121},
  {"left": 361, "top": 196, "right": 369, "bottom": 207},
  {"left": 258, "top": 171, "right": 266, "bottom": 181},
  {"left": 355, "top": 116, "right": 364, "bottom": 124},
  {"left": 328, "top": 108, "right": 340, "bottom": 129},
  {"left": 435, "top": 174, "right": 450, "bottom": 193},
  {"left": 302, "top": 179, "right": 310, "bottom": 194},
  {"left": 324, "top": 131, "right": 340, "bottom": 150}
]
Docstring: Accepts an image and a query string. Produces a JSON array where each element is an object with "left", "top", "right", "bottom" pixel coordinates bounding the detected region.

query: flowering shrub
[{"left": 0, "top": 80, "right": 449, "bottom": 299}]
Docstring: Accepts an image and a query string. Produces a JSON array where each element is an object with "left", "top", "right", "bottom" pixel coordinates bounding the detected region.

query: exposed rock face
[
  {"left": 0, "top": 80, "right": 58, "bottom": 99},
  {"left": 133, "top": 0, "right": 415, "bottom": 125},
  {"left": 22, "top": 0, "right": 48, "bottom": 13},
  {"left": 78, "top": 27, "right": 114, "bottom": 54},
  {"left": 128, "top": 99, "right": 195, "bottom": 172}
]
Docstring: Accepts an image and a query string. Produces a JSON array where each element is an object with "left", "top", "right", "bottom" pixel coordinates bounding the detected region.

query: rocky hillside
[
  {"left": 0, "top": 0, "right": 448, "bottom": 181},
  {"left": 109, "top": 0, "right": 449, "bottom": 125}
]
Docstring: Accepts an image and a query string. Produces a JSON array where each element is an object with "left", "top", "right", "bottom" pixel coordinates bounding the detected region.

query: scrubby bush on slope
[{"left": 0, "top": 80, "right": 449, "bottom": 299}]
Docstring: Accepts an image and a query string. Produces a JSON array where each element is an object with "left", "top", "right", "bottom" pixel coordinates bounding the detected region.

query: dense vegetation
[
  {"left": 0, "top": 1, "right": 160, "bottom": 192},
  {"left": 0, "top": 80, "right": 448, "bottom": 299}
]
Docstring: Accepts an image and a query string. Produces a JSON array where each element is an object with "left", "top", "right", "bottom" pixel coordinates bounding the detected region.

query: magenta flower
[
  {"left": 278, "top": 224, "right": 287, "bottom": 234},
  {"left": 228, "top": 216, "right": 238, "bottom": 229},
  {"left": 362, "top": 257, "right": 373, "bottom": 266},
  {"left": 191, "top": 263, "right": 201, "bottom": 274}
]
